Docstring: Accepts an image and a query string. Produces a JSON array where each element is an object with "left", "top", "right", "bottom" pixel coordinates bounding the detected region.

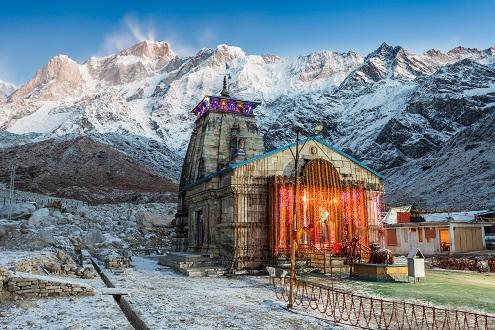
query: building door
[
  {"left": 439, "top": 228, "right": 450, "bottom": 252},
  {"left": 195, "top": 210, "right": 204, "bottom": 248}
]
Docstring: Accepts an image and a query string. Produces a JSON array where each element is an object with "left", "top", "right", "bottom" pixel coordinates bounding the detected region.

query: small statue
[
  {"left": 238, "top": 139, "right": 245, "bottom": 153},
  {"left": 369, "top": 244, "right": 394, "bottom": 264}
]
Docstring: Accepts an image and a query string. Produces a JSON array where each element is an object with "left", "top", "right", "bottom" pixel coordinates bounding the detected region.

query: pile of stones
[
  {"left": 105, "top": 255, "right": 130, "bottom": 269},
  {"left": 10, "top": 250, "right": 96, "bottom": 279},
  {"left": 432, "top": 256, "right": 495, "bottom": 272},
  {"left": 44, "top": 251, "right": 96, "bottom": 279},
  {"left": 0, "top": 197, "right": 176, "bottom": 254}
]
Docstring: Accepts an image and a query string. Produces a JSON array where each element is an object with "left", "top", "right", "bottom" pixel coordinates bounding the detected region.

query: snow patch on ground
[
  {"left": 0, "top": 250, "right": 131, "bottom": 330},
  {"left": 106, "top": 257, "right": 339, "bottom": 329}
]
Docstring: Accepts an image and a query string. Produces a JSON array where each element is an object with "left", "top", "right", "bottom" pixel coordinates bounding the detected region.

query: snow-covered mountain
[
  {"left": 1, "top": 40, "right": 494, "bottom": 209},
  {"left": 0, "top": 80, "right": 16, "bottom": 99}
]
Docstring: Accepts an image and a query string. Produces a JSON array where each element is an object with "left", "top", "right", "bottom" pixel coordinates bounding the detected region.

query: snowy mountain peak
[
  {"left": 487, "top": 46, "right": 495, "bottom": 59},
  {"left": 212, "top": 44, "right": 247, "bottom": 63},
  {"left": 447, "top": 46, "right": 480, "bottom": 56},
  {"left": 340, "top": 42, "right": 495, "bottom": 88},
  {"left": 11, "top": 53, "right": 84, "bottom": 101},
  {"left": 366, "top": 42, "right": 401, "bottom": 60},
  {"left": 445, "top": 46, "right": 495, "bottom": 64},
  {"left": 117, "top": 40, "right": 176, "bottom": 60},
  {"left": 84, "top": 41, "right": 178, "bottom": 85},
  {"left": 291, "top": 50, "right": 364, "bottom": 87},
  {"left": 0, "top": 80, "right": 16, "bottom": 98}
]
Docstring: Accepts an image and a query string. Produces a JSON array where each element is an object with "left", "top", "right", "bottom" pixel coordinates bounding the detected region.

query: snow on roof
[
  {"left": 422, "top": 210, "right": 491, "bottom": 223},
  {"left": 382, "top": 208, "right": 492, "bottom": 225},
  {"left": 381, "top": 205, "right": 412, "bottom": 224}
]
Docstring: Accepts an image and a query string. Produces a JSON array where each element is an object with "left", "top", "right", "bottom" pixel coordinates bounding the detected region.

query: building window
[
  {"left": 425, "top": 227, "right": 436, "bottom": 242},
  {"left": 418, "top": 228, "right": 424, "bottom": 242},
  {"left": 386, "top": 229, "right": 398, "bottom": 246}
]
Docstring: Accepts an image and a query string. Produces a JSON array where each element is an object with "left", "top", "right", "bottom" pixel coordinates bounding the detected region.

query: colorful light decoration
[
  {"left": 192, "top": 95, "right": 258, "bottom": 119},
  {"left": 269, "top": 159, "right": 382, "bottom": 256}
]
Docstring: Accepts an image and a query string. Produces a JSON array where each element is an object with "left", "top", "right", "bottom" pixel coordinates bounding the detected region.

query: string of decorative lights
[{"left": 269, "top": 159, "right": 381, "bottom": 256}]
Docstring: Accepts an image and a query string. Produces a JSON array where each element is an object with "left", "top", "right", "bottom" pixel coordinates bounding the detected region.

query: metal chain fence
[{"left": 271, "top": 277, "right": 495, "bottom": 329}]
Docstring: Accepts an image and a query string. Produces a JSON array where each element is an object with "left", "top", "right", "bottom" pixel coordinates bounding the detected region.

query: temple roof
[
  {"left": 182, "top": 136, "right": 384, "bottom": 192},
  {"left": 192, "top": 95, "right": 260, "bottom": 120}
]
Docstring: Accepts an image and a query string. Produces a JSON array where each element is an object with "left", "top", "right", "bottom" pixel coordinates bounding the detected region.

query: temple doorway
[
  {"left": 195, "top": 210, "right": 204, "bottom": 248},
  {"left": 269, "top": 159, "right": 371, "bottom": 256}
]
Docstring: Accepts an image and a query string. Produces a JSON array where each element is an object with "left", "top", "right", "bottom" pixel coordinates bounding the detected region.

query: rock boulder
[
  {"left": 0, "top": 203, "right": 36, "bottom": 220},
  {"left": 136, "top": 211, "right": 173, "bottom": 233},
  {"left": 83, "top": 228, "right": 106, "bottom": 247},
  {"left": 28, "top": 208, "right": 50, "bottom": 226}
]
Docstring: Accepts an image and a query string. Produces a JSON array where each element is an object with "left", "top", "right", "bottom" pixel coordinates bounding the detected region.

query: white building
[{"left": 383, "top": 210, "right": 490, "bottom": 255}]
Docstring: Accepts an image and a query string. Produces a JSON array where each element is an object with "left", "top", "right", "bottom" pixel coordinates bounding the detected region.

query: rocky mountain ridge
[
  {"left": 0, "top": 41, "right": 494, "bottom": 209},
  {"left": 0, "top": 136, "right": 178, "bottom": 204}
]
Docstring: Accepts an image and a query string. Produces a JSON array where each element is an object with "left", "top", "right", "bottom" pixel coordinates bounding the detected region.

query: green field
[{"left": 305, "top": 270, "right": 495, "bottom": 314}]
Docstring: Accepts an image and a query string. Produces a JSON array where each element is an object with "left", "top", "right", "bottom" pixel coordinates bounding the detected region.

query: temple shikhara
[{"left": 174, "top": 79, "right": 384, "bottom": 272}]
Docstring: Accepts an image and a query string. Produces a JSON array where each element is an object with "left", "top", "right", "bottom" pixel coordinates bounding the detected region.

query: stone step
[
  {"left": 159, "top": 255, "right": 220, "bottom": 267},
  {"left": 159, "top": 253, "right": 225, "bottom": 277},
  {"left": 180, "top": 266, "right": 227, "bottom": 277}
]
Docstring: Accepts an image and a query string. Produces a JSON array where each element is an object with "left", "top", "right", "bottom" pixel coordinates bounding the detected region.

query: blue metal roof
[{"left": 181, "top": 136, "right": 384, "bottom": 192}]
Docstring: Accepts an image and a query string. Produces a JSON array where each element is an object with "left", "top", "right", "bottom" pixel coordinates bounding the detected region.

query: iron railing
[
  {"left": 271, "top": 277, "right": 495, "bottom": 329},
  {"left": 298, "top": 243, "right": 328, "bottom": 273}
]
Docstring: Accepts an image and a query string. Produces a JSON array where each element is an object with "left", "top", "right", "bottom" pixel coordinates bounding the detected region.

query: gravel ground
[{"left": 106, "top": 257, "right": 342, "bottom": 329}]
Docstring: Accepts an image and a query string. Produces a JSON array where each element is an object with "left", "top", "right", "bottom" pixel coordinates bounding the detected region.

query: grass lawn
[{"left": 319, "top": 270, "right": 495, "bottom": 314}]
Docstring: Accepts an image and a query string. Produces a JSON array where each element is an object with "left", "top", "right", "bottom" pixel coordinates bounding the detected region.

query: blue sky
[{"left": 1, "top": 0, "right": 494, "bottom": 84}]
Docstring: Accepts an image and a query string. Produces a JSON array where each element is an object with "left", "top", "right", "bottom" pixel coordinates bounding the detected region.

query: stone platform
[
  {"left": 353, "top": 263, "right": 408, "bottom": 282},
  {"left": 158, "top": 252, "right": 226, "bottom": 277}
]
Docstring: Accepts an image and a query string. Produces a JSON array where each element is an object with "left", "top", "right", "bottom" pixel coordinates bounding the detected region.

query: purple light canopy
[{"left": 192, "top": 96, "right": 259, "bottom": 120}]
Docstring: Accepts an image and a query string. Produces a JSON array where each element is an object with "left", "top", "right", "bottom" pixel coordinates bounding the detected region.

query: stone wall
[
  {"left": 181, "top": 111, "right": 265, "bottom": 188},
  {"left": 105, "top": 256, "right": 130, "bottom": 269},
  {"left": 0, "top": 267, "right": 9, "bottom": 291},
  {"left": 4, "top": 273, "right": 95, "bottom": 298}
]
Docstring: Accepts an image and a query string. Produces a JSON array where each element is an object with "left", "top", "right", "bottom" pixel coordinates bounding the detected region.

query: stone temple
[{"left": 173, "top": 80, "right": 384, "bottom": 273}]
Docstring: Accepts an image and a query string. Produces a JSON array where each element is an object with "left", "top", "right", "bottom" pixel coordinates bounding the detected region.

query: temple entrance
[
  {"left": 268, "top": 159, "right": 371, "bottom": 257},
  {"left": 195, "top": 210, "right": 204, "bottom": 248}
]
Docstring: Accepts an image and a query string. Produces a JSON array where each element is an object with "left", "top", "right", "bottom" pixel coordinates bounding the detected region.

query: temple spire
[{"left": 221, "top": 75, "right": 230, "bottom": 97}]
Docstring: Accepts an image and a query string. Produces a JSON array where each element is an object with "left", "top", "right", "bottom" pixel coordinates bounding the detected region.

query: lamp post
[
  {"left": 288, "top": 128, "right": 300, "bottom": 308},
  {"left": 287, "top": 123, "right": 323, "bottom": 308},
  {"left": 8, "top": 164, "right": 16, "bottom": 221}
]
